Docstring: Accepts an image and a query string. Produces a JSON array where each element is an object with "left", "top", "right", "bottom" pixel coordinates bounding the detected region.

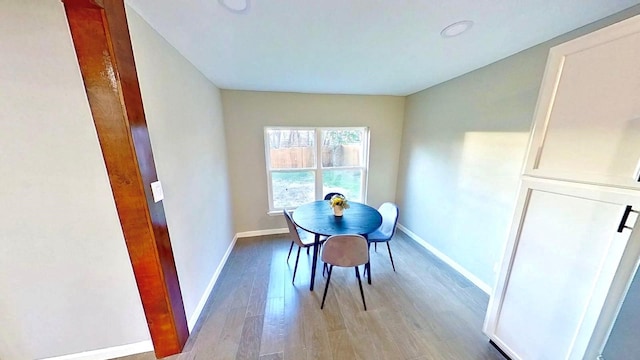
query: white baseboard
[
  {"left": 187, "top": 233, "right": 239, "bottom": 331},
  {"left": 40, "top": 341, "right": 153, "bottom": 360},
  {"left": 43, "top": 229, "right": 288, "bottom": 360},
  {"left": 44, "top": 234, "right": 241, "bottom": 360},
  {"left": 236, "top": 228, "right": 288, "bottom": 238},
  {"left": 397, "top": 223, "right": 492, "bottom": 294},
  {"left": 188, "top": 228, "right": 287, "bottom": 329}
]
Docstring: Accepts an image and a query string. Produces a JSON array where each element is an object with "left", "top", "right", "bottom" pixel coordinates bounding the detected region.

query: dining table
[{"left": 292, "top": 200, "right": 383, "bottom": 291}]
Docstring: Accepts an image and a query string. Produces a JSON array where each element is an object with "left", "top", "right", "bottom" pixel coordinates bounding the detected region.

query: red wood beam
[{"left": 61, "top": 0, "right": 188, "bottom": 356}]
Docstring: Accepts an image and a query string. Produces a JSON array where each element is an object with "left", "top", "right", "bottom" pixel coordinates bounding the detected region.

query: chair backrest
[
  {"left": 377, "top": 202, "right": 399, "bottom": 240},
  {"left": 321, "top": 235, "right": 369, "bottom": 267},
  {"left": 283, "top": 209, "right": 305, "bottom": 247},
  {"left": 324, "top": 192, "right": 344, "bottom": 200}
]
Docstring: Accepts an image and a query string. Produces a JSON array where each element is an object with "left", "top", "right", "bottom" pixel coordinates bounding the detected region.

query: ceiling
[{"left": 126, "top": 0, "right": 640, "bottom": 96}]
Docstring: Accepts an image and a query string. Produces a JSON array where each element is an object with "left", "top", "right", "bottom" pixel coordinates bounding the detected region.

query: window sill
[{"left": 267, "top": 210, "right": 283, "bottom": 216}]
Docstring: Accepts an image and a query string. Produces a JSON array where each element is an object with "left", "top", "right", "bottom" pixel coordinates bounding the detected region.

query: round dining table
[{"left": 293, "top": 200, "right": 382, "bottom": 291}]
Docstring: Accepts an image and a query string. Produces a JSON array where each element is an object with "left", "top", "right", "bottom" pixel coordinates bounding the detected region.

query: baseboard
[
  {"left": 44, "top": 229, "right": 289, "bottom": 360},
  {"left": 45, "top": 234, "right": 241, "bottom": 360},
  {"left": 187, "top": 233, "right": 239, "bottom": 331},
  {"left": 236, "top": 228, "right": 288, "bottom": 238},
  {"left": 397, "top": 223, "right": 492, "bottom": 294},
  {"left": 40, "top": 341, "right": 153, "bottom": 360},
  {"left": 188, "top": 228, "right": 287, "bottom": 329}
]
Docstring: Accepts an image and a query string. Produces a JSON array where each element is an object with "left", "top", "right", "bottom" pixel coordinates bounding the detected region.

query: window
[{"left": 264, "top": 127, "right": 369, "bottom": 212}]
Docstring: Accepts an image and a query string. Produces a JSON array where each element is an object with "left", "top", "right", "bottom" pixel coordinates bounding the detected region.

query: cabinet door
[
  {"left": 524, "top": 15, "right": 640, "bottom": 189},
  {"left": 484, "top": 179, "right": 640, "bottom": 360}
]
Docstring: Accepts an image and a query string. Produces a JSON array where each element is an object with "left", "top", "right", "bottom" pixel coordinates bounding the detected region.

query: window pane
[
  {"left": 322, "top": 169, "right": 362, "bottom": 202},
  {"left": 272, "top": 171, "right": 315, "bottom": 208},
  {"left": 321, "top": 129, "right": 364, "bottom": 168},
  {"left": 266, "top": 129, "right": 316, "bottom": 169}
]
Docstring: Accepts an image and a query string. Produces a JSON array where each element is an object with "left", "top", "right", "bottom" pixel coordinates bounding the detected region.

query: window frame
[{"left": 264, "top": 126, "right": 370, "bottom": 214}]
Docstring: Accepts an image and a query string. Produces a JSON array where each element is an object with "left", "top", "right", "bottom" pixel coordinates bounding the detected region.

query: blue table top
[{"left": 292, "top": 200, "right": 382, "bottom": 237}]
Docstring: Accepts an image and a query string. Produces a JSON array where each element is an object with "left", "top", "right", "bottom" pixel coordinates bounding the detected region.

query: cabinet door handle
[{"left": 617, "top": 205, "right": 635, "bottom": 233}]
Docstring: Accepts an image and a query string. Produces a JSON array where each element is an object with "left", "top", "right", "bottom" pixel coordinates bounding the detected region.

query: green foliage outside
[
  {"left": 272, "top": 169, "right": 362, "bottom": 208},
  {"left": 323, "top": 170, "right": 361, "bottom": 201},
  {"left": 322, "top": 129, "right": 362, "bottom": 146}
]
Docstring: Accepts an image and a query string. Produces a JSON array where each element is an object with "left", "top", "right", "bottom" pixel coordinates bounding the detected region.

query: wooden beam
[{"left": 61, "top": 0, "right": 189, "bottom": 357}]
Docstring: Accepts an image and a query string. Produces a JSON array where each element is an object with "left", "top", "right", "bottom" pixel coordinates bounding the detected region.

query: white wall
[
  {"left": 221, "top": 90, "right": 404, "bottom": 233},
  {"left": 396, "top": 5, "right": 640, "bottom": 290},
  {"left": 128, "top": 7, "right": 234, "bottom": 328},
  {"left": 0, "top": 1, "right": 149, "bottom": 359}
]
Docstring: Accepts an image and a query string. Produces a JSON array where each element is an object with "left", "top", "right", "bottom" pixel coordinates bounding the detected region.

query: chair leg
[
  {"left": 363, "top": 242, "right": 369, "bottom": 277},
  {"left": 355, "top": 266, "right": 367, "bottom": 311},
  {"left": 321, "top": 265, "right": 333, "bottom": 309},
  {"left": 366, "top": 242, "right": 372, "bottom": 285},
  {"left": 286, "top": 241, "right": 294, "bottom": 262},
  {"left": 292, "top": 247, "right": 301, "bottom": 284},
  {"left": 386, "top": 242, "right": 396, "bottom": 272},
  {"left": 374, "top": 242, "right": 377, "bottom": 252},
  {"left": 307, "top": 247, "right": 310, "bottom": 255}
]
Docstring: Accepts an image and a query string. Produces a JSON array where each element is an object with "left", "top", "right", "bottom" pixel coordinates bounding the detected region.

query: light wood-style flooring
[{"left": 116, "top": 232, "right": 505, "bottom": 360}]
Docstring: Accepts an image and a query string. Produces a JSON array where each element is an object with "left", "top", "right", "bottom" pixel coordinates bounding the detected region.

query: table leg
[{"left": 310, "top": 233, "right": 320, "bottom": 291}]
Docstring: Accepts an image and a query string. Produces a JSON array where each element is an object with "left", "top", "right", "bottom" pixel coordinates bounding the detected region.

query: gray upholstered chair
[
  {"left": 367, "top": 202, "right": 399, "bottom": 271},
  {"left": 320, "top": 234, "right": 369, "bottom": 311},
  {"left": 284, "top": 208, "right": 323, "bottom": 284}
]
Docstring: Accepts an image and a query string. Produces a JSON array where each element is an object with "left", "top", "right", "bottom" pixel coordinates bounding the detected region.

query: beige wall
[
  {"left": 0, "top": 2, "right": 149, "bottom": 358},
  {"left": 397, "top": 5, "right": 640, "bottom": 289},
  {"left": 222, "top": 91, "right": 404, "bottom": 233},
  {"left": 128, "top": 7, "right": 234, "bottom": 329}
]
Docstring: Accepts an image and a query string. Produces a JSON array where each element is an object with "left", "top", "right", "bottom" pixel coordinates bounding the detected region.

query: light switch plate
[{"left": 150, "top": 181, "right": 164, "bottom": 203}]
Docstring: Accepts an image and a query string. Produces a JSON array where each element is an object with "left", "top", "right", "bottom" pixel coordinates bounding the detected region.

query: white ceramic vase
[{"left": 333, "top": 206, "right": 343, "bottom": 217}]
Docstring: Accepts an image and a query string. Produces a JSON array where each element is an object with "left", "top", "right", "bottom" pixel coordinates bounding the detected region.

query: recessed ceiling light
[
  {"left": 219, "top": 0, "right": 250, "bottom": 14},
  {"left": 440, "top": 20, "right": 474, "bottom": 38}
]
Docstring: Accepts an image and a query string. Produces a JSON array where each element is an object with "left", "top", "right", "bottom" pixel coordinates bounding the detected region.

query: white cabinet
[
  {"left": 484, "top": 179, "right": 640, "bottom": 360},
  {"left": 524, "top": 15, "right": 640, "bottom": 189},
  {"left": 485, "top": 13, "right": 640, "bottom": 360}
]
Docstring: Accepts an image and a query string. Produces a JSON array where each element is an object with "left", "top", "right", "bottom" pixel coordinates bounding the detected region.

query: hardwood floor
[{"left": 116, "top": 232, "right": 505, "bottom": 360}]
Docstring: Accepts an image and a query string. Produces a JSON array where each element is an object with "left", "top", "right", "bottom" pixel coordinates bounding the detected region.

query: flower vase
[{"left": 333, "top": 206, "right": 344, "bottom": 217}]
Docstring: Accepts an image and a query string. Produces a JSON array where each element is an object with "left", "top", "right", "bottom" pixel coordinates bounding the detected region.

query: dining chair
[
  {"left": 367, "top": 202, "right": 399, "bottom": 272},
  {"left": 324, "top": 192, "right": 344, "bottom": 200},
  {"left": 284, "top": 209, "right": 323, "bottom": 284},
  {"left": 321, "top": 234, "right": 369, "bottom": 311}
]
